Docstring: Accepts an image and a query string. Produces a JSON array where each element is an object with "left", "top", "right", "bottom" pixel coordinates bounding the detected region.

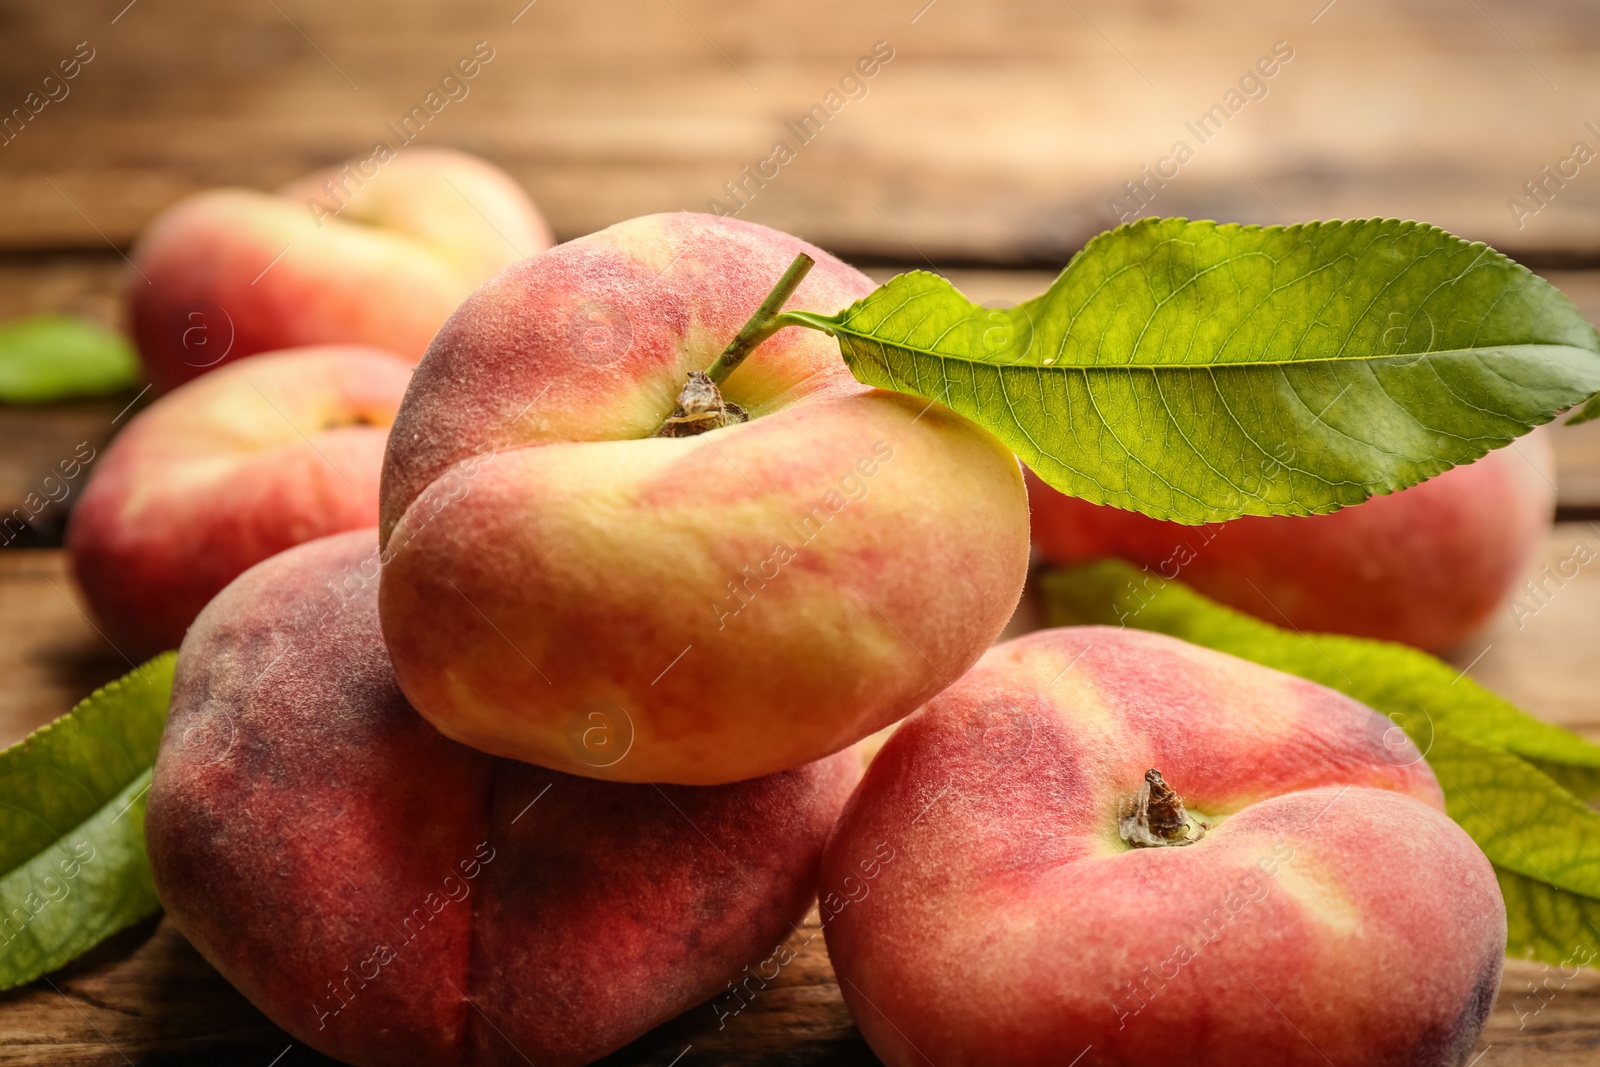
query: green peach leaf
[
  {"left": 1425, "top": 729, "right": 1600, "bottom": 897},
  {"left": 786, "top": 219, "right": 1600, "bottom": 523},
  {"left": 0, "top": 316, "right": 141, "bottom": 405},
  {"left": 1041, "top": 559, "right": 1600, "bottom": 965},
  {"left": 1529, "top": 760, "right": 1600, "bottom": 805},
  {"left": 1497, "top": 867, "right": 1600, "bottom": 968},
  {"left": 1569, "top": 392, "right": 1600, "bottom": 426},
  {"left": 0, "top": 655, "right": 174, "bottom": 991},
  {"left": 1430, "top": 730, "right": 1600, "bottom": 966}
]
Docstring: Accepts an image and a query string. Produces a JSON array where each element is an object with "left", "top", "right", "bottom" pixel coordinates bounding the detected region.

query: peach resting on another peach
[{"left": 377, "top": 211, "right": 1031, "bottom": 785}]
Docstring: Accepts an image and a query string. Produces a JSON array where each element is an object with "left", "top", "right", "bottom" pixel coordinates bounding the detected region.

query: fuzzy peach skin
[
  {"left": 145, "top": 530, "right": 859, "bottom": 1067},
  {"left": 377, "top": 212, "right": 1031, "bottom": 785},
  {"left": 130, "top": 148, "right": 553, "bottom": 393},
  {"left": 823, "top": 627, "right": 1505, "bottom": 1067},
  {"left": 67, "top": 346, "right": 410, "bottom": 659},
  {"left": 1028, "top": 433, "right": 1555, "bottom": 652}
]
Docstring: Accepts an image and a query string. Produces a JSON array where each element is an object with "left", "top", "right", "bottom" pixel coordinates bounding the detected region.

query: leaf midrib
[{"left": 826, "top": 326, "right": 1588, "bottom": 372}]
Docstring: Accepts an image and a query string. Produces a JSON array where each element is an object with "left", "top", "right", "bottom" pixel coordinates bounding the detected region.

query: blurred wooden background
[
  {"left": 5, "top": 0, "right": 1600, "bottom": 1063},
  {"left": 3, "top": 0, "right": 1600, "bottom": 263}
]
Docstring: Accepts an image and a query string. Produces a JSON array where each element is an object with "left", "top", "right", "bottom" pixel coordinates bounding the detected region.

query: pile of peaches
[{"left": 73, "top": 149, "right": 1525, "bottom": 1066}]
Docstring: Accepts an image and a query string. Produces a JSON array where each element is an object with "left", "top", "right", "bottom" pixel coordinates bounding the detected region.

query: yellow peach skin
[
  {"left": 68, "top": 346, "right": 411, "bottom": 658},
  {"left": 377, "top": 213, "right": 1032, "bottom": 785},
  {"left": 130, "top": 148, "right": 553, "bottom": 393}
]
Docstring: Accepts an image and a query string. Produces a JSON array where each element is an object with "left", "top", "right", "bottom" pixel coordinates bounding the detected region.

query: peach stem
[{"left": 704, "top": 252, "right": 816, "bottom": 387}]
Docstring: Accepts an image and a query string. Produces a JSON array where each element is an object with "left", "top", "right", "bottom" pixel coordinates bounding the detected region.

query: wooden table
[
  {"left": 8, "top": 0, "right": 1600, "bottom": 265},
  {"left": 6, "top": 0, "right": 1600, "bottom": 1061}
]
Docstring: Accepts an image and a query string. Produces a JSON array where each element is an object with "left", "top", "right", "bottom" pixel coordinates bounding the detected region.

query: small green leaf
[
  {"left": 0, "top": 655, "right": 174, "bottom": 991},
  {"left": 787, "top": 219, "right": 1600, "bottom": 523},
  {"left": 1042, "top": 559, "right": 1600, "bottom": 965},
  {"left": 0, "top": 316, "right": 141, "bottom": 404}
]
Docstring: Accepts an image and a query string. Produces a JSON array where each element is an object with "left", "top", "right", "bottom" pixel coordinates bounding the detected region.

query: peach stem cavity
[
  {"left": 655, "top": 251, "right": 816, "bottom": 439},
  {"left": 656, "top": 370, "right": 749, "bottom": 437},
  {"left": 1118, "top": 768, "right": 1209, "bottom": 848}
]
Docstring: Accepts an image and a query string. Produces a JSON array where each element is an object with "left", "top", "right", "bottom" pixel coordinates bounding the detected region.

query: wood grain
[
  {"left": 3, "top": 0, "right": 1600, "bottom": 263},
  {"left": 0, "top": 549, "right": 131, "bottom": 752},
  {"left": 0, "top": 912, "right": 874, "bottom": 1067},
  {"left": 3, "top": 907, "right": 1600, "bottom": 1065}
]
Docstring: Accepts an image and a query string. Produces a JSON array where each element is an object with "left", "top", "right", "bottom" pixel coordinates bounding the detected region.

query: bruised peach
[
  {"left": 823, "top": 627, "right": 1505, "bottom": 1067},
  {"left": 130, "top": 148, "right": 552, "bottom": 392},
  {"left": 377, "top": 212, "right": 1030, "bottom": 785},
  {"left": 145, "top": 530, "right": 858, "bottom": 1067},
  {"left": 67, "top": 346, "right": 410, "bottom": 658},
  {"left": 1028, "top": 435, "right": 1556, "bottom": 652}
]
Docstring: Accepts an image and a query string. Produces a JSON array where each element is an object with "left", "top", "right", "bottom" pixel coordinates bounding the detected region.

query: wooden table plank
[
  {"left": 0, "top": 549, "right": 130, "bottom": 751},
  {"left": 1, "top": 898, "right": 1597, "bottom": 1064},
  {"left": 3, "top": 911, "right": 1599, "bottom": 1065},
  {"left": 0, "top": 911, "right": 873, "bottom": 1067},
  {"left": 4, "top": 0, "right": 1600, "bottom": 262}
]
